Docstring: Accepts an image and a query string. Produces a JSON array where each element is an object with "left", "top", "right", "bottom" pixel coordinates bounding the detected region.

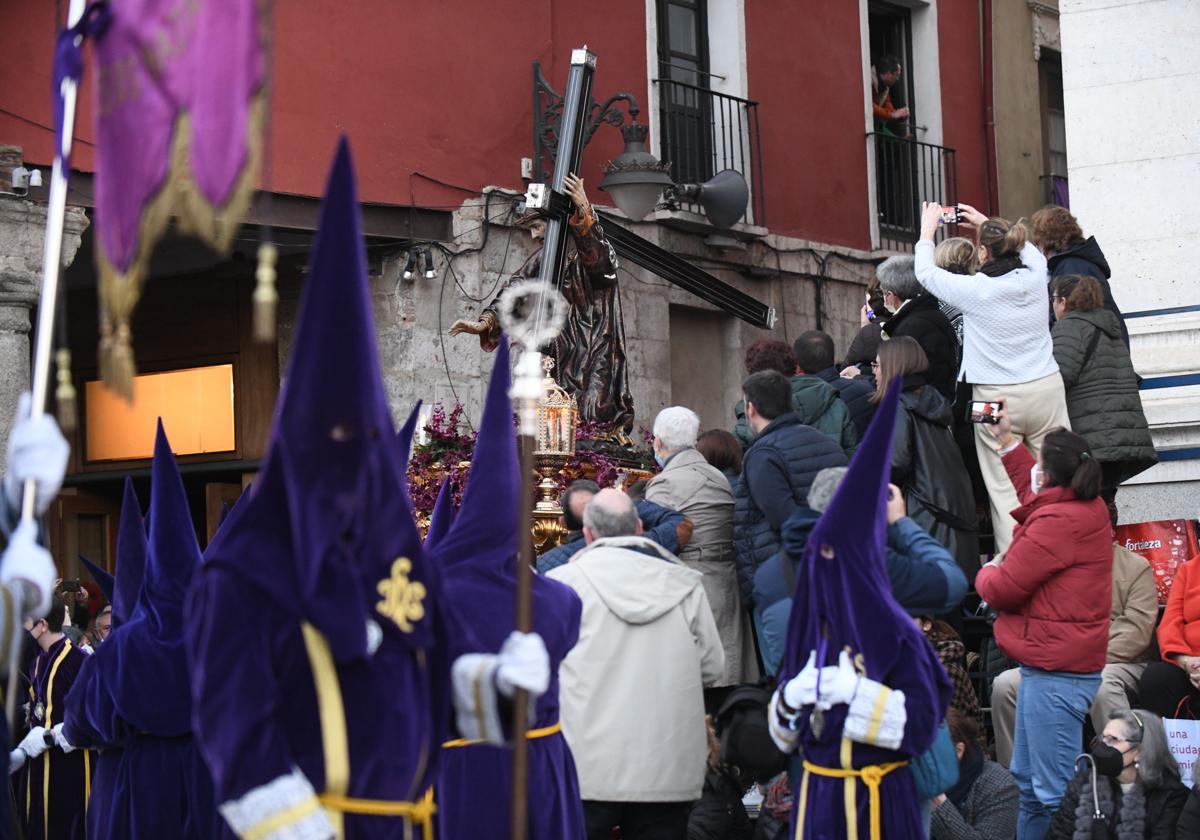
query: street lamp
[
  {"left": 599, "top": 123, "right": 750, "bottom": 228},
  {"left": 596, "top": 124, "right": 674, "bottom": 224}
]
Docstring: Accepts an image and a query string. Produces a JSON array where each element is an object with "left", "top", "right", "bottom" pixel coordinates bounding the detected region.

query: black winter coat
[
  {"left": 815, "top": 366, "right": 876, "bottom": 437},
  {"left": 733, "top": 413, "right": 849, "bottom": 605},
  {"left": 1046, "top": 770, "right": 1189, "bottom": 840},
  {"left": 1047, "top": 236, "right": 1129, "bottom": 347},
  {"left": 1052, "top": 308, "right": 1156, "bottom": 485},
  {"left": 892, "top": 379, "right": 980, "bottom": 583},
  {"left": 1177, "top": 784, "right": 1200, "bottom": 839},
  {"left": 882, "top": 293, "right": 959, "bottom": 402},
  {"left": 686, "top": 765, "right": 753, "bottom": 840}
]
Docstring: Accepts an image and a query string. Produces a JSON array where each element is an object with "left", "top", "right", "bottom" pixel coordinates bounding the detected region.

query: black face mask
[{"left": 1089, "top": 738, "right": 1131, "bottom": 778}]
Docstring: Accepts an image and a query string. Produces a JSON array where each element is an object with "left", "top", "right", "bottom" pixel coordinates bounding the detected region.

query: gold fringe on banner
[{"left": 94, "top": 92, "right": 266, "bottom": 401}]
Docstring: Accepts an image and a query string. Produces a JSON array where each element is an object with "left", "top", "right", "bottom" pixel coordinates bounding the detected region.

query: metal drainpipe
[{"left": 982, "top": 0, "right": 1000, "bottom": 216}]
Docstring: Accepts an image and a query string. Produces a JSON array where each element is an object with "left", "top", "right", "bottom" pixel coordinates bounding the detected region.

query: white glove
[
  {"left": 4, "top": 392, "right": 69, "bottom": 516},
  {"left": 50, "top": 723, "right": 75, "bottom": 754},
  {"left": 783, "top": 651, "right": 819, "bottom": 710},
  {"left": 816, "top": 651, "right": 861, "bottom": 710},
  {"left": 16, "top": 727, "right": 50, "bottom": 761},
  {"left": 8, "top": 749, "right": 24, "bottom": 774},
  {"left": 495, "top": 631, "right": 550, "bottom": 698},
  {"left": 0, "top": 520, "right": 54, "bottom": 620}
]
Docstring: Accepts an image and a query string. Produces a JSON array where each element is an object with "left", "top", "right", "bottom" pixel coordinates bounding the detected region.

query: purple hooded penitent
[
  {"left": 779, "top": 379, "right": 954, "bottom": 838},
  {"left": 62, "top": 424, "right": 219, "bottom": 838},
  {"left": 431, "top": 338, "right": 586, "bottom": 839},
  {"left": 185, "top": 139, "right": 472, "bottom": 840}
]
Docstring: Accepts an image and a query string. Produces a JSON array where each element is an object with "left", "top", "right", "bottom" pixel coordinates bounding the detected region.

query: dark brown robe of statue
[{"left": 477, "top": 214, "right": 634, "bottom": 430}]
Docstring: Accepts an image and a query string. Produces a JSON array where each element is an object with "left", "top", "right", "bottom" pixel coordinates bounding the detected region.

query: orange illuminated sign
[{"left": 85, "top": 364, "right": 236, "bottom": 461}]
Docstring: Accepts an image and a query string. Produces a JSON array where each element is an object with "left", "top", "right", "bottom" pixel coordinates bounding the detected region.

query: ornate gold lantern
[
  {"left": 531, "top": 356, "right": 577, "bottom": 552},
  {"left": 534, "top": 356, "right": 577, "bottom": 462}
]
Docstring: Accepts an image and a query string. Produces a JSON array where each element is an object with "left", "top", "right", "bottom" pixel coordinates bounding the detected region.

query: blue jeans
[
  {"left": 1011, "top": 666, "right": 1100, "bottom": 840},
  {"left": 754, "top": 600, "right": 790, "bottom": 677}
]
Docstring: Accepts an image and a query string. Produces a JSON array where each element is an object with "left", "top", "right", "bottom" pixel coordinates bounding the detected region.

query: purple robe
[
  {"left": 19, "top": 636, "right": 92, "bottom": 840},
  {"left": 186, "top": 141, "right": 487, "bottom": 840},
  {"left": 778, "top": 380, "right": 953, "bottom": 838},
  {"left": 435, "top": 558, "right": 584, "bottom": 839},
  {"left": 423, "top": 337, "right": 584, "bottom": 837},
  {"left": 62, "top": 433, "right": 218, "bottom": 839}
]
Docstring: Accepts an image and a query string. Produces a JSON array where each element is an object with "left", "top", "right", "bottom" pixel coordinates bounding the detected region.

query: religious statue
[{"left": 450, "top": 174, "right": 635, "bottom": 431}]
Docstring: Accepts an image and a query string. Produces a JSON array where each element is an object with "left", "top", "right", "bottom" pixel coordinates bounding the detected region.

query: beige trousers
[
  {"left": 990, "top": 662, "right": 1148, "bottom": 767},
  {"left": 973, "top": 372, "right": 1071, "bottom": 555}
]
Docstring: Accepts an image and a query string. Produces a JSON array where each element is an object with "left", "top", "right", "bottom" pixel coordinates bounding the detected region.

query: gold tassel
[
  {"left": 55, "top": 348, "right": 77, "bottom": 434},
  {"left": 253, "top": 241, "right": 278, "bottom": 343},
  {"left": 109, "top": 320, "right": 136, "bottom": 402},
  {"left": 97, "top": 315, "right": 113, "bottom": 386}
]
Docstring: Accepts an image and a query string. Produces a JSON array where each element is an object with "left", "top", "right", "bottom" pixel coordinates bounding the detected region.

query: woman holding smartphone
[
  {"left": 913, "top": 201, "right": 1071, "bottom": 555},
  {"left": 974, "top": 409, "right": 1111, "bottom": 838}
]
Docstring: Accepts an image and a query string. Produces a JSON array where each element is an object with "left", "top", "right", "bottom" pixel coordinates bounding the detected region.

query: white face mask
[{"left": 1030, "top": 465, "right": 1042, "bottom": 495}]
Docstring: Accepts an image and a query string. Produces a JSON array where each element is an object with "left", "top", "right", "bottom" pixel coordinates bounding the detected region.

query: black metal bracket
[{"left": 532, "top": 60, "right": 641, "bottom": 183}]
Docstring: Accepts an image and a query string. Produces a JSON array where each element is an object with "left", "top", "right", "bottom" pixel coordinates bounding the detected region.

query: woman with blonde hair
[{"left": 914, "top": 202, "right": 1071, "bottom": 554}]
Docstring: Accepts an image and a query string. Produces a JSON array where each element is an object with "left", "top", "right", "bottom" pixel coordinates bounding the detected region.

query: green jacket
[{"left": 734, "top": 374, "right": 858, "bottom": 456}]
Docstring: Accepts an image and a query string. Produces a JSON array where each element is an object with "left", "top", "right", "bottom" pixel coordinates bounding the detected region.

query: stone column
[
  {"left": 0, "top": 197, "right": 88, "bottom": 472},
  {"left": 1060, "top": 0, "right": 1200, "bottom": 522}
]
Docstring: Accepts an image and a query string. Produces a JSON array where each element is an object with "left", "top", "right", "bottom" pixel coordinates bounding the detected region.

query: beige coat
[
  {"left": 1108, "top": 543, "right": 1158, "bottom": 663},
  {"left": 646, "top": 447, "right": 759, "bottom": 686},
  {"left": 548, "top": 537, "right": 725, "bottom": 802}
]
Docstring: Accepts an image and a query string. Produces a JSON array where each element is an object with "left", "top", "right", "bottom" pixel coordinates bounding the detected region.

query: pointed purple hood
[
  {"left": 113, "top": 477, "right": 147, "bottom": 626},
  {"left": 199, "top": 138, "right": 429, "bottom": 661}
]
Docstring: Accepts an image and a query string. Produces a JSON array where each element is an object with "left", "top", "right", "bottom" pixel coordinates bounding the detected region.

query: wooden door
[{"left": 47, "top": 489, "right": 121, "bottom": 586}]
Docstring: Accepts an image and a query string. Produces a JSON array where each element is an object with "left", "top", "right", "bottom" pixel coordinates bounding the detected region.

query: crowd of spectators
[{"left": 540, "top": 201, "right": 1200, "bottom": 840}]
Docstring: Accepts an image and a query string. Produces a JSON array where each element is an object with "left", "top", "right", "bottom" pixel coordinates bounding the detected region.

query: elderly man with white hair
[
  {"left": 550, "top": 488, "right": 724, "bottom": 838},
  {"left": 647, "top": 406, "right": 759, "bottom": 698}
]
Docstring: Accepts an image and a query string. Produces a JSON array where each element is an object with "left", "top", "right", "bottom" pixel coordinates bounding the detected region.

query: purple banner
[{"left": 92, "top": 0, "right": 265, "bottom": 279}]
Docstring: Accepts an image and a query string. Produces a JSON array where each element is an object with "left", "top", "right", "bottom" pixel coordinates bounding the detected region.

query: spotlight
[
  {"left": 402, "top": 250, "right": 418, "bottom": 280},
  {"left": 422, "top": 247, "right": 437, "bottom": 279}
]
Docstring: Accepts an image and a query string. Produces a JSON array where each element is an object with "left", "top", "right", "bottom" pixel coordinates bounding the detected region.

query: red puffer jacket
[{"left": 976, "top": 445, "right": 1113, "bottom": 672}]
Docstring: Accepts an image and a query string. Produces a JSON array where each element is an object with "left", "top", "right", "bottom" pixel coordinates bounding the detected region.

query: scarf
[
  {"left": 946, "top": 743, "right": 985, "bottom": 808},
  {"left": 1071, "top": 774, "right": 1146, "bottom": 840},
  {"left": 979, "top": 255, "right": 1025, "bottom": 277}
]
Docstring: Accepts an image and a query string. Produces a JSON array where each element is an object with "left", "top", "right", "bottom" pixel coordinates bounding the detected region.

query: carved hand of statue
[
  {"left": 450, "top": 309, "right": 498, "bottom": 338},
  {"left": 448, "top": 318, "right": 486, "bottom": 337},
  {"left": 563, "top": 173, "right": 592, "bottom": 223}
]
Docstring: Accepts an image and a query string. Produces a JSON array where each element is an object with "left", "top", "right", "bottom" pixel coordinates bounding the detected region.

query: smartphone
[
  {"left": 940, "top": 206, "right": 961, "bottom": 225},
  {"left": 969, "top": 400, "right": 1003, "bottom": 424},
  {"left": 60, "top": 579, "right": 81, "bottom": 593}
]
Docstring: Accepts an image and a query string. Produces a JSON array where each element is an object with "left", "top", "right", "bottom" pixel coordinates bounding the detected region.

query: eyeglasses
[
  {"left": 870, "top": 361, "right": 880, "bottom": 370},
  {"left": 1100, "top": 734, "right": 1131, "bottom": 747}
]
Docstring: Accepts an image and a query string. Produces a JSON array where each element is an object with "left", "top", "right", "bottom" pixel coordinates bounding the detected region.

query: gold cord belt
[
  {"left": 796, "top": 759, "right": 908, "bottom": 840},
  {"left": 442, "top": 721, "right": 562, "bottom": 749}
]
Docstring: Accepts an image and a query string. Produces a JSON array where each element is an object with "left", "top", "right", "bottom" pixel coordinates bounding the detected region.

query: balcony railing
[
  {"left": 655, "top": 79, "right": 765, "bottom": 227},
  {"left": 870, "top": 132, "right": 958, "bottom": 252}
]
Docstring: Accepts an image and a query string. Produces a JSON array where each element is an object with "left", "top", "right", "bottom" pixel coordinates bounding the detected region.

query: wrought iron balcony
[
  {"left": 655, "top": 78, "right": 765, "bottom": 227},
  {"left": 870, "top": 132, "right": 959, "bottom": 252}
]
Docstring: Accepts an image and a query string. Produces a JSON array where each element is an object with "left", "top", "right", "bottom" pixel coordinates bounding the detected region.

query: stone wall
[
  {"left": 278, "top": 190, "right": 878, "bottom": 437},
  {"left": 1060, "top": 0, "right": 1200, "bottom": 523}
]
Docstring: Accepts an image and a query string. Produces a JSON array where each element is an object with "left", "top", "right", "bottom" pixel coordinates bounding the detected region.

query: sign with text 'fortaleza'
[
  {"left": 1113, "top": 519, "right": 1200, "bottom": 604},
  {"left": 1164, "top": 718, "right": 1200, "bottom": 787}
]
